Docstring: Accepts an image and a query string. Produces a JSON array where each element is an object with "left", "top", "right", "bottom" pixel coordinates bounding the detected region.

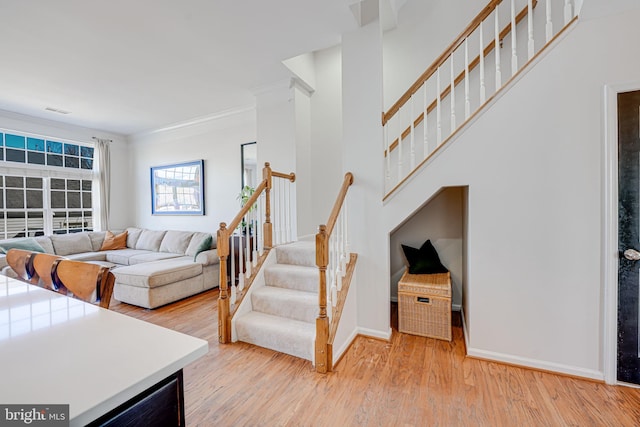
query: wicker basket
[{"left": 398, "top": 270, "right": 452, "bottom": 341}]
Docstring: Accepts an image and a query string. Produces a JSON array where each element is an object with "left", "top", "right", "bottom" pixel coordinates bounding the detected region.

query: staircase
[{"left": 235, "top": 240, "right": 317, "bottom": 361}]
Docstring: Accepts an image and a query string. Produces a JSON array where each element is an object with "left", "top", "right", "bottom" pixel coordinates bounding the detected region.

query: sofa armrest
[
  {"left": 0, "top": 255, "right": 7, "bottom": 271},
  {"left": 195, "top": 249, "right": 219, "bottom": 265}
]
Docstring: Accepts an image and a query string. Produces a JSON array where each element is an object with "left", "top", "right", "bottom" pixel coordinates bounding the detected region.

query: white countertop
[{"left": 0, "top": 276, "right": 208, "bottom": 426}]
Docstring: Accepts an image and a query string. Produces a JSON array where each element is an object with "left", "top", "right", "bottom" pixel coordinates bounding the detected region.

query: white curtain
[{"left": 93, "top": 138, "right": 111, "bottom": 231}]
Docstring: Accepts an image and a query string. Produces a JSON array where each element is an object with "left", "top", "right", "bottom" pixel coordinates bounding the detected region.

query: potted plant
[{"left": 237, "top": 185, "right": 256, "bottom": 235}]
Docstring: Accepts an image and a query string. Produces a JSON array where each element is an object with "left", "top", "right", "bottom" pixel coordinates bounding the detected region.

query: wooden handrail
[
  {"left": 227, "top": 179, "right": 268, "bottom": 233},
  {"left": 384, "top": 0, "right": 537, "bottom": 157},
  {"left": 325, "top": 172, "right": 354, "bottom": 236},
  {"left": 218, "top": 162, "right": 296, "bottom": 344},
  {"left": 382, "top": 0, "right": 502, "bottom": 125},
  {"left": 315, "top": 172, "right": 354, "bottom": 373}
]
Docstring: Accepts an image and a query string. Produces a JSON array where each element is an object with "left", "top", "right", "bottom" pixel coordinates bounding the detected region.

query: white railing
[
  {"left": 325, "top": 194, "right": 350, "bottom": 319},
  {"left": 382, "top": 0, "right": 576, "bottom": 199},
  {"left": 315, "top": 172, "right": 354, "bottom": 373},
  {"left": 218, "top": 163, "right": 296, "bottom": 343}
]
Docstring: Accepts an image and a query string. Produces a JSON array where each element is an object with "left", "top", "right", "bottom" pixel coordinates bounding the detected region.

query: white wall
[
  {"left": 382, "top": 0, "right": 488, "bottom": 109},
  {"left": 127, "top": 109, "right": 256, "bottom": 234},
  {"left": 294, "top": 85, "right": 314, "bottom": 236},
  {"left": 0, "top": 110, "right": 132, "bottom": 229},
  {"left": 389, "top": 187, "right": 464, "bottom": 308},
  {"left": 342, "top": 20, "right": 390, "bottom": 339},
  {"left": 370, "top": 7, "right": 640, "bottom": 379},
  {"left": 310, "top": 45, "right": 343, "bottom": 230}
]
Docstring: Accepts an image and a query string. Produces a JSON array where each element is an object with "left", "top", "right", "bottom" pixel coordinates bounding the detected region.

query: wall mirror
[{"left": 241, "top": 142, "right": 257, "bottom": 189}]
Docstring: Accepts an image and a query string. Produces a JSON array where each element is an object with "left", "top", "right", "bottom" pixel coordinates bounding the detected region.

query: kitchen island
[{"left": 0, "top": 276, "right": 208, "bottom": 426}]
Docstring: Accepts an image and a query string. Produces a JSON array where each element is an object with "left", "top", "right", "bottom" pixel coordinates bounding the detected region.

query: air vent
[{"left": 45, "top": 107, "right": 71, "bottom": 114}]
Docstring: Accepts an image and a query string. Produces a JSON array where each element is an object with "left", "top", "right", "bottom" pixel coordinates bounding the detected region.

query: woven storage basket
[{"left": 398, "top": 270, "right": 451, "bottom": 341}]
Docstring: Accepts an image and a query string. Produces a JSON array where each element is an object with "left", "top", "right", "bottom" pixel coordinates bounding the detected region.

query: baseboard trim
[
  {"left": 332, "top": 327, "right": 359, "bottom": 369},
  {"left": 358, "top": 326, "right": 393, "bottom": 341},
  {"left": 465, "top": 347, "right": 605, "bottom": 382}
]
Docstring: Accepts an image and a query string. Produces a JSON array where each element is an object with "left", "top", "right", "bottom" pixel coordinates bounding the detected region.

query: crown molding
[{"left": 130, "top": 104, "right": 256, "bottom": 139}]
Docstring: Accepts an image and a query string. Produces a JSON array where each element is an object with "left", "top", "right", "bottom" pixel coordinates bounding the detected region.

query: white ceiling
[{"left": 0, "top": 0, "right": 360, "bottom": 136}]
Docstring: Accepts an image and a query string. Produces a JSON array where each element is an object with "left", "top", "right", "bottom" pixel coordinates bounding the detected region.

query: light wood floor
[{"left": 111, "top": 290, "right": 640, "bottom": 426}]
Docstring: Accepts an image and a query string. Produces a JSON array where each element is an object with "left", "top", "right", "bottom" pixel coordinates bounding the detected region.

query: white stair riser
[
  {"left": 275, "top": 243, "right": 316, "bottom": 267},
  {"left": 251, "top": 289, "right": 317, "bottom": 323},
  {"left": 236, "top": 313, "right": 314, "bottom": 361},
  {"left": 264, "top": 265, "right": 318, "bottom": 293}
]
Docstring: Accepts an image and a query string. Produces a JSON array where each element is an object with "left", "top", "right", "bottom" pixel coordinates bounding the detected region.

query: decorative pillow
[
  {"left": 193, "top": 235, "right": 213, "bottom": 261},
  {"left": 100, "top": 231, "right": 128, "bottom": 251},
  {"left": 401, "top": 239, "right": 448, "bottom": 274},
  {"left": 0, "top": 238, "right": 45, "bottom": 254}
]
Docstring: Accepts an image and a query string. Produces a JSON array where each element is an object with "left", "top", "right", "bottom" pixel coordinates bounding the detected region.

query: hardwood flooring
[{"left": 111, "top": 291, "right": 640, "bottom": 426}]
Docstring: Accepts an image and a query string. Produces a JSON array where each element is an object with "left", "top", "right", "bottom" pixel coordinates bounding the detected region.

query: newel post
[
  {"left": 263, "top": 162, "right": 273, "bottom": 249},
  {"left": 217, "top": 222, "right": 231, "bottom": 343},
  {"left": 315, "top": 225, "right": 330, "bottom": 373}
]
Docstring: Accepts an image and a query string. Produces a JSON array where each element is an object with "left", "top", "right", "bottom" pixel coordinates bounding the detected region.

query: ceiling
[{"left": 0, "top": 0, "right": 361, "bottom": 136}]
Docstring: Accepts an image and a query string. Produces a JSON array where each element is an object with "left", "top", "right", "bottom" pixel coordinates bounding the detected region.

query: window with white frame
[{"left": 0, "top": 130, "right": 95, "bottom": 239}]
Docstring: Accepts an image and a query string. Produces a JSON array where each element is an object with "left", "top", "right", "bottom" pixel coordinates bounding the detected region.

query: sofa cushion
[
  {"left": 100, "top": 230, "right": 128, "bottom": 251},
  {"left": 195, "top": 248, "right": 219, "bottom": 265},
  {"left": 135, "top": 229, "right": 166, "bottom": 251},
  {"left": 113, "top": 259, "right": 203, "bottom": 289},
  {"left": 50, "top": 233, "right": 94, "bottom": 256},
  {"left": 66, "top": 252, "right": 108, "bottom": 262},
  {"left": 87, "top": 231, "right": 107, "bottom": 252},
  {"left": 159, "top": 230, "right": 193, "bottom": 254},
  {"left": 126, "top": 227, "right": 143, "bottom": 248},
  {"left": 34, "top": 236, "right": 55, "bottom": 254},
  {"left": 128, "top": 252, "right": 184, "bottom": 265},
  {"left": 104, "top": 249, "right": 153, "bottom": 266},
  {"left": 0, "top": 238, "right": 45, "bottom": 254},
  {"left": 186, "top": 232, "right": 215, "bottom": 257}
]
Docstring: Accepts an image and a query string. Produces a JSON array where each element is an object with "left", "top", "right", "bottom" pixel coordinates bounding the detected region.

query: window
[{"left": 0, "top": 130, "right": 95, "bottom": 239}]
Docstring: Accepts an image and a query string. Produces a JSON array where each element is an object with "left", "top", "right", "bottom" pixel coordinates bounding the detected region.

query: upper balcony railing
[{"left": 382, "top": 0, "right": 578, "bottom": 199}]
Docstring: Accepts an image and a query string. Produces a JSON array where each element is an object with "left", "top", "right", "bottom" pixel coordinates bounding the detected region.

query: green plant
[
  {"left": 237, "top": 185, "right": 255, "bottom": 209},
  {"left": 237, "top": 185, "right": 256, "bottom": 234}
]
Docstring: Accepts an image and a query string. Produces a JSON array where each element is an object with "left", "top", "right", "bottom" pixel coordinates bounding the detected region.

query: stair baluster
[
  {"left": 464, "top": 39, "right": 471, "bottom": 119},
  {"left": 494, "top": 6, "right": 501, "bottom": 89},
  {"left": 381, "top": 0, "right": 577, "bottom": 200},
  {"left": 450, "top": 56, "right": 456, "bottom": 133},
  {"left": 564, "top": 0, "right": 572, "bottom": 24},
  {"left": 217, "top": 163, "right": 295, "bottom": 343},
  {"left": 528, "top": 0, "right": 535, "bottom": 59},
  {"left": 480, "top": 21, "right": 486, "bottom": 104},
  {"left": 546, "top": 0, "right": 553, "bottom": 42},
  {"left": 423, "top": 83, "right": 429, "bottom": 155}
]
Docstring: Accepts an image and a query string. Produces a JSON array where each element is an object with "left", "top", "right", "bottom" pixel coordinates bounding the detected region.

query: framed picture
[{"left": 151, "top": 160, "right": 205, "bottom": 215}]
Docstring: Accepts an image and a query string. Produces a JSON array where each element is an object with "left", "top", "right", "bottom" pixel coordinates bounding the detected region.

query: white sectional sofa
[{"left": 0, "top": 227, "right": 219, "bottom": 309}]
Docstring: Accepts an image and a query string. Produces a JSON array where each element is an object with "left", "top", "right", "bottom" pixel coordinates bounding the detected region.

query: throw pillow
[
  {"left": 100, "top": 230, "right": 128, "bottom": 251},
  {"left": 0, "top": 238, "right": 45, "bottom": 254},
  {"left": 193, "top": 235, "right": 213, "bottom": 261},
  {"left": 401, "top": 239, "right": 448, "bottom": 274}
]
